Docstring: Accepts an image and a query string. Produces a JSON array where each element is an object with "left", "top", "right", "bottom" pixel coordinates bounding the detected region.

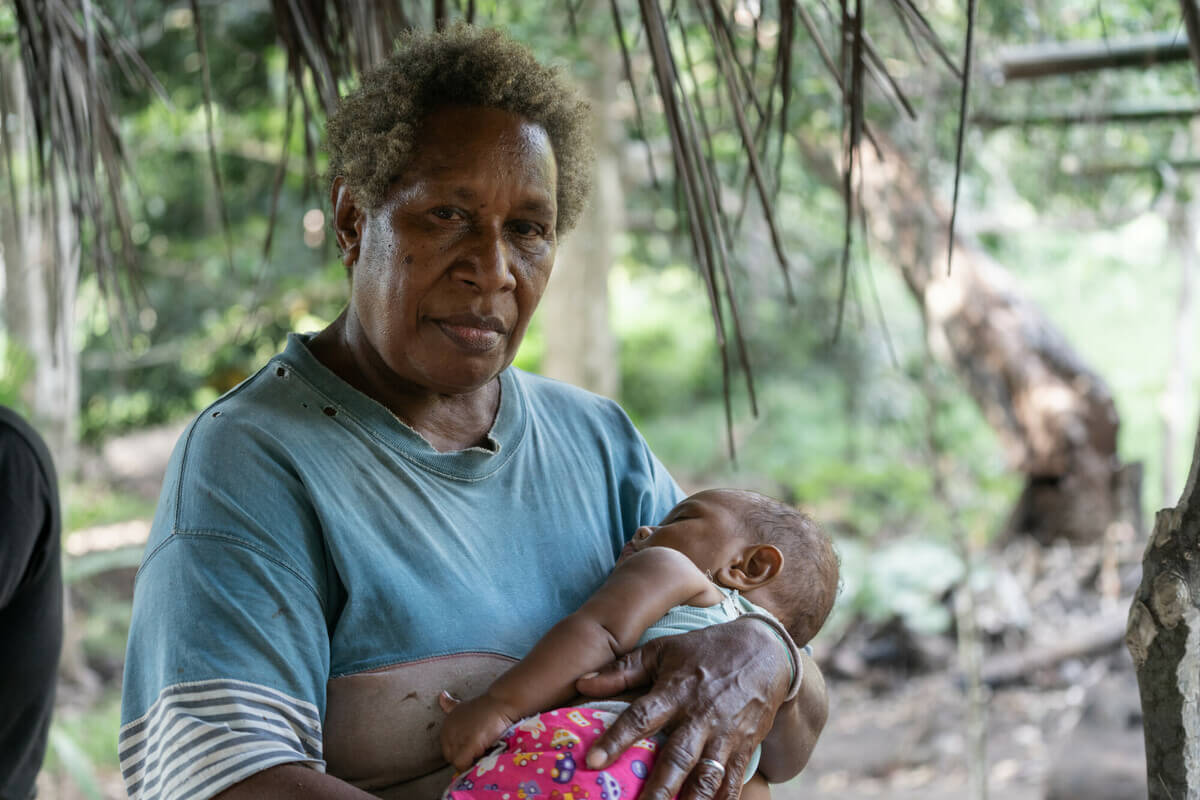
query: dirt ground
[{"left": 775, "top": 662, "right": 1144, "bottom": 800}]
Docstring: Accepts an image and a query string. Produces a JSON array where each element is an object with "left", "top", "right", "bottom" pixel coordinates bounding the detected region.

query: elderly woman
[{"left": 120, "top": 26, "right": 827, "bottom": 800}]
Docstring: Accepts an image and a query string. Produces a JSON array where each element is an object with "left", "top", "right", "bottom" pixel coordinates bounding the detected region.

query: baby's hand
[{"left": 439, "top": 690, "right": 516, "bottom": 772}]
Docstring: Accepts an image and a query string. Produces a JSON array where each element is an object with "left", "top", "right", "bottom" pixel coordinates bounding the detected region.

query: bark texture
[
  {"left": 818, "top": 136, "right": 1136, "bottom": 543},
  {"left": 1128, "top": 412, "right": 1200, "bottom": 799}
]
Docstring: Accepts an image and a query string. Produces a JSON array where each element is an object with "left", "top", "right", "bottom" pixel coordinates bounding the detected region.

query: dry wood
[
  {"left": 798, "top": 132, "right": 1133, "bottom": 544},
  {"left": 979, "top": 607, "right": 1129, "bottom": 687}
]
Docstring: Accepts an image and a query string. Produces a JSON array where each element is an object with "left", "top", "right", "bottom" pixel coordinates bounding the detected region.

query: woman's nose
[
  {"left": 456, "top": 230, "right": 517, "bottom": 293},
  {"left": 634, "top": 526, "right": 654, "bottom": 542}
]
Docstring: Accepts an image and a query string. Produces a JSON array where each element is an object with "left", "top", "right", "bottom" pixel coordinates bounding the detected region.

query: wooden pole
[
  {"left": 995, "top": 32, "right": 1190, "bottom": 81},
  {"left": 974, "top": 104, "right": 1200, "bottom": 128}
]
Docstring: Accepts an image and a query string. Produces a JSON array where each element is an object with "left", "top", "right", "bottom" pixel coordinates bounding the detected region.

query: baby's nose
[{"left": 633, "top": 525, "right": 654, "bottom": 542}]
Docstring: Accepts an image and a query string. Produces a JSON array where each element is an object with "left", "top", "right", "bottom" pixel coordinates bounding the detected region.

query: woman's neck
[{"left": 308, "top": 315, "right": 502, "bottom": 453}]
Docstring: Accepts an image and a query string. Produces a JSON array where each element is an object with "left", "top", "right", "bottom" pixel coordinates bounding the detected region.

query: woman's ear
[
  {"left": 716, "top": 544, "right": 783, "bottom": 591},
  {"left": 330, "top": 176, "right": 364, "bottom": 268}
]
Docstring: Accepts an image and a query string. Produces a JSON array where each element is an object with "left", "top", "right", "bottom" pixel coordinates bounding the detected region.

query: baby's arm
[{"left": 440, "top": 546, "right": 720, "bottom": 771}]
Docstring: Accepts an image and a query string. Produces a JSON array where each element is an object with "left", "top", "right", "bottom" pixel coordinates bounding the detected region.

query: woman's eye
[
  {"left": 510, "top": 221, "right": 543, "bottom": 237},
  {"left": 431, "top": 207, "right": 462, "bottom": 221}
]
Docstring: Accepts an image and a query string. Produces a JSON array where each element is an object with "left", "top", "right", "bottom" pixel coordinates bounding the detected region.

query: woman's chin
[{"left": 407, "top": 361, "right": 508, "bottom": 398}]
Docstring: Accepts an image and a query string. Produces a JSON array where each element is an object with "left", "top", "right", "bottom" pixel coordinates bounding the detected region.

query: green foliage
[
  {"left": 64, "top": 483, "right": 156, "bottom": 532},
  {"left": 612, "top": 264, "right": 724, "bottom": 423},
  {"left": 43, "top": 693, "right": 123, "bottom": 786},
  {"left": 45, "top": 726, "right": 104, "bottom": 800},
  {"left": 614, "top": 225, "right": 1021, "bottom": 639},
  {"left": 0, "top": 334, "right": 32, "bottom": 414},
  {"left": 832, "top": 538, "right": 965, "bottom": 637},
  {"left": 64, "top": 547, "right": 145, "bottom": 585}
]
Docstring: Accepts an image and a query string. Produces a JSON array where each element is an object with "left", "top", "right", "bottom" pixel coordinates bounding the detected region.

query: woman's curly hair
[{"left": 326, "top": 25, "right": 594, "bottom": 235}]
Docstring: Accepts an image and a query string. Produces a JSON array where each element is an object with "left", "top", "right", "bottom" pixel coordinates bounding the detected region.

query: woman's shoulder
[
  {"left": 149, "top": 358, "right": 334, "bottom": 549},
  {"left": 507, "top": 367, "right": 632, "bottom": 428}
]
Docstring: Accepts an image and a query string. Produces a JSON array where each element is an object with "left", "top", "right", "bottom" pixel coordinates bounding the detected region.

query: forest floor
[{"left": 39, "top": 424, "right": 1148, "bottom": 800}]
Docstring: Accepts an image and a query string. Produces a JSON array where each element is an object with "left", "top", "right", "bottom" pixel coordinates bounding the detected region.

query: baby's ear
[{"left": 717, "top": 544, "right": 783, "bottom": 590}]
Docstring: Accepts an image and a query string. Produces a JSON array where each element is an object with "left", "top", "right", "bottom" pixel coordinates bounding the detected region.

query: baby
[{"left": 439, "top": 488, "right": 839, "bottom": 800}]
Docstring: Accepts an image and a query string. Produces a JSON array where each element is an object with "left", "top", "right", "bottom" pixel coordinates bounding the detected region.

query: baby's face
[{"left": 620, "top": 489, "right": 753, "bottom": 575}]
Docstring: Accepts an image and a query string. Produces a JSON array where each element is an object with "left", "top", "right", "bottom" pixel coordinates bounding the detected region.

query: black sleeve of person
[{"left": 0, "top": 405, "right": 63, "bottom": 800}]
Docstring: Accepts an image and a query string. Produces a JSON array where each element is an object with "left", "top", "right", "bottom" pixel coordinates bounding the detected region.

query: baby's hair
[{"left": 738, "top": 492, "right": 839, "bottom": 646}]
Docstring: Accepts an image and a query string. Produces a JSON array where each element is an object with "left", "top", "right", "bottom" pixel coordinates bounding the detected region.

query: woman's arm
[
  {"left": 574, "top": 616, "right": 828, "bottom": 800},
  {"left": 212, "top": 764, "right": 375, "bottom": 799},
  {"left": 440, "top": 547, "right": 716, "bottom": 770},
  {"left": 757, "top": 649, "right": 829, "bottom": 781}
]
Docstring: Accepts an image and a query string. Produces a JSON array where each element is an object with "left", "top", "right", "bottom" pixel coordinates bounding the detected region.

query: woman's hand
[
  {"left": 438, "top": 690, "right": 516, "bottom": 772},
  {"left": 574, "top": 616, "right": 795, "bottom": 800}
]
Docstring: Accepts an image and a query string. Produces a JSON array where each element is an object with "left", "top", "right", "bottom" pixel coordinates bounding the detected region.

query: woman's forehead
[
  {"left": 392, "top": 106, "right": 557, "bottom": 201},
  {"left": 416, "top": 107, "right": 553, "bottom": 167}
]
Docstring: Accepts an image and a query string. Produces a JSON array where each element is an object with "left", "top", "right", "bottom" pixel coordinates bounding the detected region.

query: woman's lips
[{"left": 435, "top": 314, "right": 506, "bottom": 353}]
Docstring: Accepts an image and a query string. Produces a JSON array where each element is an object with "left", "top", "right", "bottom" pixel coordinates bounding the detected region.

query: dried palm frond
[
  {"left": 639, "top": 0, "right": 773, "bottom": 456},
  {"left": 619, "top": 0, "right": 963, "bottom": 447},
  {"left": 947, "top": 0, "right": 977, "bottom": 275},
  {"left": 188, "top": 0, "right": 233, "bottom": 275},
  {"left": 5, "top": 0, "right": 971, "bottom": 455},
  {"left": 7, "top": 0, "right": 165, "bottom": 334},
  {"left": 267, "top": 0, "right": 416, "bottom": 197},
  {"left": 609, "top": 0, "right": 659, "bottom": 188}
]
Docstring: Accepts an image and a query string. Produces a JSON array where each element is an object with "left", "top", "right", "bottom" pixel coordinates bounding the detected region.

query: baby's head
[{"left": 629, "top": 488, "right": 839, "bottom": 645}]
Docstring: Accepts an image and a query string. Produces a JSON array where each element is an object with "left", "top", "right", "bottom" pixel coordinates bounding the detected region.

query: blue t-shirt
[{"left": 119, "top": 333, "right": 682, "bottom": 800}]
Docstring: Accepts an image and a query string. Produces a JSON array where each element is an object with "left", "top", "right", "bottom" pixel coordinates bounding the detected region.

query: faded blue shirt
[{"left": 119, "top": 333, "right": 682, "bottom": 800}]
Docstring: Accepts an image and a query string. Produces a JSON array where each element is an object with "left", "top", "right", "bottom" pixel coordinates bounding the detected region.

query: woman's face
[{"left": 344, "top": 106, "right": 558, "bottom": 396}]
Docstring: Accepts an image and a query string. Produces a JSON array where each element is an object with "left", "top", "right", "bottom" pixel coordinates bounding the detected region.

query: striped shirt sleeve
[
  {"left": 121, "top": 525, "right": 334, "bottom": 800},
  {"left": 119, "top": 678, "right": 323, "bottom": 800}
]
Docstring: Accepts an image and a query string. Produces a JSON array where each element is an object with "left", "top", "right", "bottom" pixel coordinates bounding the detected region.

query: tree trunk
[
  {"left": 1128, "top": 410, "right": 1200, "bottom": 799},
  {"left": 807, "top": 135, "right": 1137, "bottom": 543},
  {"left": 0, "top": 53, "right": 80, "bottom": 477},
  {"left": 536, "top": 39, "right": 620, "bottom": 398}
]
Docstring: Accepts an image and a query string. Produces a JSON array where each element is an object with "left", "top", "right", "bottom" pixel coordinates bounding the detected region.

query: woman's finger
[
  {"left": 574, "top": 648, "right": 652, "bottom": 698},
  {"left": 636, "top": 721, "right": 708, "bottom": 800},
  {"left": 706, "top": 748, "right": 751, "bottom": 800},
  {"left": 674, "top": 735, "right": 747, "bottom": 800},
  {"left": 585, "top": 688, "right": 673, "bottom": 769}
]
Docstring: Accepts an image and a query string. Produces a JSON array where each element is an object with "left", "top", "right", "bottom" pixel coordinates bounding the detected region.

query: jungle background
[{"left": 2, "top": 0, "right": 1199, "bottom": 798}]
